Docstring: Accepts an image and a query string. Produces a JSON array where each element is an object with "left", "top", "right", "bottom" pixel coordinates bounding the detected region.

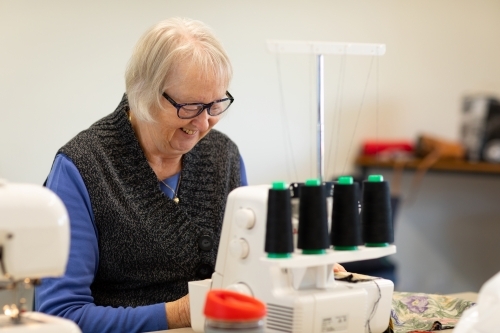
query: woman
[{"left": 36, "top": 17, "right": 246, "bottom": 332}]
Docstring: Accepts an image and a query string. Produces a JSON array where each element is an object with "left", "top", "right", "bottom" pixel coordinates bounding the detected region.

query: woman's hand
[
  {"left": 333, "top": 263, "right": 346, "bottom": 272},
  {"left": 165, "top": 294, "right": 191, "bottom": 329}
]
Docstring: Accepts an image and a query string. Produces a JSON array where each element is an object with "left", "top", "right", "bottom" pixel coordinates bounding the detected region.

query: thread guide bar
[{"left": 266, "top": 40, "right": 386, "bottom": 56}]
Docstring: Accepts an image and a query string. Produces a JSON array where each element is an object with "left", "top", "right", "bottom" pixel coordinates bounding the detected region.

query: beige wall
[{"left": 1, "top": 0, "right": 499, "bottom": 293}]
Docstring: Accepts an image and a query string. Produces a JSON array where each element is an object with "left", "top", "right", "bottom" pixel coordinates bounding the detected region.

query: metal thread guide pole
[
  {"left": 317, "top": 54, "right": 325, "bottom": 182},
  {"left": 267, "top": 41, "right": 386, "bottom": 182}
]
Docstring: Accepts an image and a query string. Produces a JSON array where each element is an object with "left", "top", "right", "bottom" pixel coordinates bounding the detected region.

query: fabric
[
  {"left": 35, "top": 94, "right": 245, "bottom": 333},
  {"left": 334, "top": 271, "right": 381, "bottom": 283},
  {"left": 390, "top": 292, "right": 476, "bottom": 333}
]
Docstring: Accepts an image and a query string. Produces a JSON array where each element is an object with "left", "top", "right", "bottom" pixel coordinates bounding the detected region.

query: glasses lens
[
  {"left": 178, "top": 105, "right": 204, "bottom": 119},
  {"left": 209, "top": 99, "right": 232, "bottom": 116}
]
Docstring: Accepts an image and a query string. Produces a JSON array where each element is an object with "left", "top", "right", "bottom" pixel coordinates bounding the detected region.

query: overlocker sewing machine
[{"left": 189, "top": 182, "right": 396, "bottom": 333}]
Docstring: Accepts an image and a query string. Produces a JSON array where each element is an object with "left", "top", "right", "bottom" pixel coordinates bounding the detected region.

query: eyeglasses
[{"left": 162, "top": 91, "right": 234, "bottom": 119}]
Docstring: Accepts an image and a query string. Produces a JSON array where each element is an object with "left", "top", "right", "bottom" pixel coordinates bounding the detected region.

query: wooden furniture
[{"left": 355, "top": 154, "right": 500, "bottom": 175}]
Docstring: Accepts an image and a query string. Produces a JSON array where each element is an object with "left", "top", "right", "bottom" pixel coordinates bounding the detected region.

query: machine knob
[
  {"left": 235, "top": 208, "right": 256, "bottom": 229},
  {"left": 229, "top": 238, "right": 250, "bottom": 259},
  {"left": 225, "top": 283, "right": 253, "bottom": 297}
]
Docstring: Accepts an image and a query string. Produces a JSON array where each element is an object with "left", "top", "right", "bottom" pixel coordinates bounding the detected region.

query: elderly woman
[{"left": 35, "top": 17, "right": 246, "bottom": 332}]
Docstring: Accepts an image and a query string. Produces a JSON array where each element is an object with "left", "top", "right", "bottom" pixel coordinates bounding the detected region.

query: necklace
[{"left": 160, "top": 173, "right": 182, "bottom": 204}]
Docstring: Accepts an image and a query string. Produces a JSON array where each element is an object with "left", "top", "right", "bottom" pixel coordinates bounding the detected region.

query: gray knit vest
[{"left": 58, "top": 95, "right": 241, "bottom": 307}]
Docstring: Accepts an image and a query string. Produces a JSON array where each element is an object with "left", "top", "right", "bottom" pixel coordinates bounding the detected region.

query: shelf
[{"left": 355, "top": 155, "right": 500, "bottom": 175}]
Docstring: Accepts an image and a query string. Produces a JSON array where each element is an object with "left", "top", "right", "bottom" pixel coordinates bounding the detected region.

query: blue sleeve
[
  {"left": 239, "top": 154, "right": 248, "bottom": 186},
  {"left": 35, "top": 154, "right": 167, "bottom": 333}
]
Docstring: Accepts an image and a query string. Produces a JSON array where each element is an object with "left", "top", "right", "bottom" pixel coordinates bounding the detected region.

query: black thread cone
[
  {"left": 265, "top": 185, "right": 294, "bottom": 255},
  {"left": 361, "top": 177, "right": 393, "bottom": 245},
  {"left": 298, "top": 181, "right": 330, "bottom": 251},
  {"left": 331, "top": 181, "right": 361, "bottom": 248}
]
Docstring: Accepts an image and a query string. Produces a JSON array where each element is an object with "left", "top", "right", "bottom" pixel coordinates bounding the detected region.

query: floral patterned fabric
[{"left": 390, "top": 292, "right": 476, "bottom": 332}]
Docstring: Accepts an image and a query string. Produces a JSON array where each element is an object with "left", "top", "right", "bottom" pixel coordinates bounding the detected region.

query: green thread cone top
[
  {"left": 267, "top": 253, "right": 292, "bottom": 259},
  {"left": 338, "top": 176, "right": 353, "bottom": 185},
  {"left": 305, "top": 178, "right": 321, "bottom": 186},
  {"left": 368, "top": 175, "right": 384, "bottom": 182},
  {"left": 272, "top": 181, "right": 288, "bottom": 190},
  {"left": 302, "top": 249, "right": 326, "bottom": 255}
]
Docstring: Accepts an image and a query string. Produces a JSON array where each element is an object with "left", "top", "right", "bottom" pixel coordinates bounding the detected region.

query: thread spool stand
[
  {"left": 264, "top": 175, "right": 394, "bottom": 290},
  {"left": 191, "top": 184, "right": 396, "bottom": 333},
  {"left": 267, "top": 40, "right": 386, "bottom": 181}
]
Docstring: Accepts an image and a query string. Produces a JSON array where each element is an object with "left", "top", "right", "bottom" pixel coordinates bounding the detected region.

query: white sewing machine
[
  {"left": 189, "top": 184, "right": 396, "bottom": 333},
  {"left": 0, "top": 180, "right": 81, "bottom": 332}
]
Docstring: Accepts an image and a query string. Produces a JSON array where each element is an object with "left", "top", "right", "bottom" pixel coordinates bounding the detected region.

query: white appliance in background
[
  {"left": 454, "top": 270, "right": 500, "bottom": 333},
  {"left": 461, "top": 95, "right": 500, "bottom": 163},
  {"left": 189, "top": 184, "right": 396, "bottom": 333},
  {"left": 0, "top": 180, "right": 81, "bottom": 332}
]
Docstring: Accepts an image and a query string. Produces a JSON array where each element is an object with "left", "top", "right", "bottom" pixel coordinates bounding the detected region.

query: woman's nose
[{"left": 191, "top": 108, "right": 211, "bottom": 131}]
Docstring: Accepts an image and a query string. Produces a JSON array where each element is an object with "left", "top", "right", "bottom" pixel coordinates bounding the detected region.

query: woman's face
[{"left": 147, "top": 62, "right": 226, "bottom": 158}]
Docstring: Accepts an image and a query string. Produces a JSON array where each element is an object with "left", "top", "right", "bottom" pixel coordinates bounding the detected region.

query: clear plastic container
[
  {"left": 205, "top": 319, "right": 264, "bottom": 333},
  {"left": 204, "top": 290, "right": 266, "bottom": 333}
]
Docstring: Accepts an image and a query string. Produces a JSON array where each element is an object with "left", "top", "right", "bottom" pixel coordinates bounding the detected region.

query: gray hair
[{"left": 125, "top": 17, "right": 233, "bottom": 122}]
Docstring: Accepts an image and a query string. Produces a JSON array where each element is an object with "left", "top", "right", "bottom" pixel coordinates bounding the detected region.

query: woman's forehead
[{"left": 166, "top": 62, "right": 228, "bottom": 92}]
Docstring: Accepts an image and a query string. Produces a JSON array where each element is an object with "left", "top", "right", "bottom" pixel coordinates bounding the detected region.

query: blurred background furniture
[{"left": 354, "top": 152, "right": 500, "bottom": 294}]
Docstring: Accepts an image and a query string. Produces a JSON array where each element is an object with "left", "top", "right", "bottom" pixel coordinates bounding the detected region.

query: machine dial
[
  {"left": 235, "top": 208, "right": 256, "bottom": 229},
  {"left": 229, "top": 238, "right": 250, "bottom": 259}
]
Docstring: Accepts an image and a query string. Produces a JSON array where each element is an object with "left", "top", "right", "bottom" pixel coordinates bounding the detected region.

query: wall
[{"left": 1, "top": 0, "right": 500, "bottom": 294}]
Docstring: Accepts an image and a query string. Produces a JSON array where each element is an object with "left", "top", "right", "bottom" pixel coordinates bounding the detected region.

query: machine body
[
  {"left": 190, "top": 185, "right": 396, "bottom": 333},
  {"left": 0, "top": 180, "right": 81, "bottom": 332}
]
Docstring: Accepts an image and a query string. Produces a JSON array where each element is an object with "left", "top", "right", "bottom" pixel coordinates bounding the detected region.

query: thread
[
  {"left": 361, "top": 175, "right": 393, "bottom": 246},
  {"left": 265, "top": 181, "right": 294, "bottom": 257},
  {"left": 331, "top": 176, "right": 361, "bottom": 250},
  {"left": 289, "top": 181, "right": 334, "bottom": 198},
  {"left": 297, "top": 179, "right": 330, "bottom": 254}
]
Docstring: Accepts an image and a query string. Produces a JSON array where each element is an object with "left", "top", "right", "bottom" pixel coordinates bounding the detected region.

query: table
[{"left": 163, "top": 292, "right": 477, "bottom": 333}]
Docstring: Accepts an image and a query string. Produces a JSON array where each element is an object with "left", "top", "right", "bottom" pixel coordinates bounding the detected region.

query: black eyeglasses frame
[{"left": 162, "top": 91, "right": 234, "bottom": 119}]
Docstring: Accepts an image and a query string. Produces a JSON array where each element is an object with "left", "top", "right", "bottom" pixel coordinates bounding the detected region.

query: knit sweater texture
[{"left": 59, "top": 95, "right": 241, "bottom": 307}]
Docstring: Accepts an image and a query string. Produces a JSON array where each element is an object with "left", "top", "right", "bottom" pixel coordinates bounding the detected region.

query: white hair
[{"left": 125, "top": 17, "right": 233, "bottom": 122}]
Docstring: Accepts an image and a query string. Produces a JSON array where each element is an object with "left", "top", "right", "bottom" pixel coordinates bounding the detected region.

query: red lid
[
  {"left": 362, "top": 140, "right": 414, "bottom": 155},
  {"left": 203, "top": 289, "right": 266, "bottom": 321}
]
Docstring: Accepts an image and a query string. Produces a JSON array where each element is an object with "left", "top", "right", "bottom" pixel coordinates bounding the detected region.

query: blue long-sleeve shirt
[{"left": 35, "top": 153, "right": 248, "bottom": 332}]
